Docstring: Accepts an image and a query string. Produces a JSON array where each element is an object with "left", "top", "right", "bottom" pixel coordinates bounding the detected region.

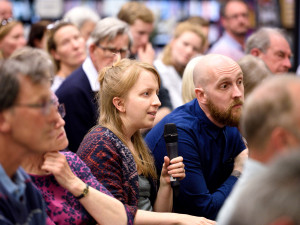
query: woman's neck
[
  {"left": 57, "top": 64, "right": 78, "bottom": 78},
  {"left": 173, "top": 63, "right": 185, "bottom": 77}
]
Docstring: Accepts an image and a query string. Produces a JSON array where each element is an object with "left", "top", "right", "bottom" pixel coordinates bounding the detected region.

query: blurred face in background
[
  {"left": 222, "top": 1, "right": 249, "bottom": 37},
  {"left": 90, "top": 33, "right": 130, "bottom": 71},
  {"left": 130, "top": 19, "right": 153, "bottom": 54},
  {"left": 258, "top": 34, "right": 292, "bottom": 74},
  {"left": 170, "top": 31, "right": 202, "bottom": 67},
  {"left": 0, "top": 23, "right": 26, "bottom": 58},
  {"left": 0, "top": 0, "right": 13, "bottom": 20},
  {"left": 51, "top": 25, "right": 86, "bottom": 70}
]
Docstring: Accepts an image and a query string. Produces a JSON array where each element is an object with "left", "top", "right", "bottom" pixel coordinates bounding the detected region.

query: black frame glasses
[{"left": 96, "top": 44, "right": 129, "bottom": 58}]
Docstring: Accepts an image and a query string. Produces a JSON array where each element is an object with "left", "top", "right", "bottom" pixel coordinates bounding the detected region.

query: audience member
[
  {"left": 145, "top": 54, "right": 248, "bottom": 220},
  {"left": 217, "top": 75, "right": 300, "bottom": 225},
  {"left": 56, "top": 17, "right": 131, "bottom": 152},
  {"left": 155, "top": 21, "right": 205, "bottom": 109},
  {"left": 27, "top": 20, "right": 51, "bottom": 49},
  {"left": 77, "top": 59, "right": 215, "bottom": 225},
  {"left": 181, "top": 55, "right": 203, "bottom": 104},
  {"left": 117, "top": 1, "right": 172, "bottom": 128},
  {"left": 227, "top": 150, "right": 300, "bottom": 225},
  {"left": 208, "top": 0, "right": 250, "bottom": 61},
  {"left": 63, "top": 6, "right": 100, "bottom": 42},
  {"left": 237, "top": 54, "right": 271, "bottom": 97},
  {"left": 0, "top": 18, "right": 26, "bottom": 59},
  {"left": 46, "top": 20, "right": 86, "bottom": 92},
  {"left": 0, "top": 0, "right": 12, "bottom": 20},
  {"left": 11, "top": 97, "right": 130, "bottom": 224},
  {"left": 0, "top": 47, "right": 56, "bottom": 224},
  {"left": 184, "top": 16, "right": 210, "bottom": 53},
  {"left": 117, "top": 1, "right": 155, "bottom": 64},
  {"left": 245, "top": 27, "right": 292, "bottom": 74}
]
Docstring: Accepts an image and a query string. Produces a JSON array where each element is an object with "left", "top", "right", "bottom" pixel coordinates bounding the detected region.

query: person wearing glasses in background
[
  {"left": 9, "top": 47, "right": 130, "bottom": 225},
  {"left": 208, "top": 0, "right": 250, "bottom": 61},
  {"left": 0, "top": 18, "right": 26, "bottom": 59},
  {"left": 56, "top": 17, "right": 131, "bottom": 153},
  {"left": 0, "top": 47, "right": 54, "bottom": 224},
  {"left": 45, "top": 20, "right": 87, "bottom": 92}
]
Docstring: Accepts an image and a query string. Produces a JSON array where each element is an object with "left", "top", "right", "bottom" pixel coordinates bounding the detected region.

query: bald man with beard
[{"left": 145, "top": 54, "right": 248, "bottom": 220}]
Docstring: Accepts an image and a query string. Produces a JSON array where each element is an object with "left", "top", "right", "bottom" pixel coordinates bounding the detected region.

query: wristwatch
[
  {"left": 75, "top": 184, "right": 89, "bottom": 200},
  {"left": 231, "top": 170, "right": 242, "bottom": 179}
]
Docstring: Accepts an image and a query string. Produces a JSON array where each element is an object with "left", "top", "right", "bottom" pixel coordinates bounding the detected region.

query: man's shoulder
[
  {"left": 146, "top": 102, "right": 200, "bottom": 142},
  {"left": 56, "top": 67, "right": 89, "bottom": 93}
]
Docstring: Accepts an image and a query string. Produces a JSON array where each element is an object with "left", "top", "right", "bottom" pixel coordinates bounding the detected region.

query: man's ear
[
  {"left": 0, "top": 111, "right": 11, "bottom": 133},
  {"left": 112, "top": 97, "right": 125, "bottom": 113},
  {"left": 51, "top": 49, "right": 60, "bottom": 61},
  {"left": 195, "top": 87, "right": 207, "bottom": 105},
  {"left": 250, "top": 48, "right": 262, "bottom": 57},
  {"left": 89, "top": 44, "right": 97, "bottom": 61}
]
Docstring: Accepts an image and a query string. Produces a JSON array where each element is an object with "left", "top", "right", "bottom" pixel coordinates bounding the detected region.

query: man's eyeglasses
[
  {"left": 96, "top": 44, "right": 129, "bottom": 58},
  {"left": 15, "top": 99, "right": 66, "bottom": 118},
  {"left": 0, "top": 18, "right": 13, "bottom": 28}
]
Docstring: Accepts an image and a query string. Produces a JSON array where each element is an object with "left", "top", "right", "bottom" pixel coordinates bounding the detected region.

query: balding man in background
[{"left": 245, "top": 27, "right": 292, "bottom": 74}]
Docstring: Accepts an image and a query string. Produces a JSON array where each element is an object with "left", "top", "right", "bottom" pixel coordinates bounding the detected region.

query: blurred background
[{"left": 11, "top": 0, "right": 297, "bottom": 70}]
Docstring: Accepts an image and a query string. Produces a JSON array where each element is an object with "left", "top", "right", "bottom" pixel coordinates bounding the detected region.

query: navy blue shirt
[{"left": 145, "top": 99, "right": 246, "bottom": 220}]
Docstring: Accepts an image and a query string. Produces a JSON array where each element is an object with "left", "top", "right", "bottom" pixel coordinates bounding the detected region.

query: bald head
[
  {"left": 193, "top": 54, "right": 241, "bottom": 88},
  {"left": 0, "top": 0, "right": 13, "bottom": 20},
  {"left": 241, "top": 75, "right": 300, "bottom": 151}
]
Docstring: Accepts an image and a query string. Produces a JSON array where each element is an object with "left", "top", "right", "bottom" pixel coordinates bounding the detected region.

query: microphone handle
[
  {"left": 166, "top": 142, "right": 179, "bottom": 183},
  {"left": 166, "top": 141, "right": 180, "bottom": 197}
]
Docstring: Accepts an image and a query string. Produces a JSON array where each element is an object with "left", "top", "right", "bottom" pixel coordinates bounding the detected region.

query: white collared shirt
[{"left": 82, "top": 57, "right": 100, "bottom": 92}]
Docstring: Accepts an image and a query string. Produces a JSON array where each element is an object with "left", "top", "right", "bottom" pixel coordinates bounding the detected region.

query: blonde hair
[
  {"left": 98, "top": 58, "right": 160, "bottom": 179},
  {"left": 162, "top": 21, "right": 206, "bottom": 66},
  {"left": 182, "top": 55, "right": 203, "bottom": 103}
]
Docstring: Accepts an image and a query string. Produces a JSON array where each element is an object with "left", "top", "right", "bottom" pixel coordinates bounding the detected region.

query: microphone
[{"left": 164, "top": 123, "right": 180, "bottom": 194}]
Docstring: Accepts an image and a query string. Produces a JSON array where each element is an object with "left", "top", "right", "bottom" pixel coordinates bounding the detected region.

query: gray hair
[
  {"left": 63, "top": 6, "right": 100, "bottom": 30},
  {"left": 0, "top": 47, "right": 54, "bottom": 112},
  {"left": 86, "top": 17, "right": 131, "bottom": 48},
  {"left": 240, "top": 75, "right": 300, "bottom": 150},
  {"left": 228, "top": 150, "right": 300, "bottom": 225},
  {"left": 238, "top": 54, "right": 272, "bottom": 97},
  {"left": 245, "top": 27, "right": 287, "bottom": 54}
]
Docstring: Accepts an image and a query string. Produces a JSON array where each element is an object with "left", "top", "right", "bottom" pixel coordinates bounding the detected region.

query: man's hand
[
  {"left": 233, "top": 149, "right": 248, "bottom": 173},
  {"left": 137, "top": 42, "right": 155, "bottom": 65}
]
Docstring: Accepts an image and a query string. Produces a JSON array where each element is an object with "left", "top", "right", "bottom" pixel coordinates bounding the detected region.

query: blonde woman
[
  {"left": 0, "top": 18, "right": 26, "bottom": 59},
  {"left": 77, "top": 59, "right": 215, "bottom": 225},
  {"left": 154, "top": 21, "right": 206, "bottom": 109},
  {"left": 182, "top": 56, "right": 203, "bottom": 104}
]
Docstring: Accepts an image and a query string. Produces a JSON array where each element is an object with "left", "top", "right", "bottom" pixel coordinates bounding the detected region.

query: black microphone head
[{"left": 164, "top": 123, "right": 178, "bottom": 143}]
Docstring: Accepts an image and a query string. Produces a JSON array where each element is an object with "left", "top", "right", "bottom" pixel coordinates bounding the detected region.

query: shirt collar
[
  {"left": 193, "top": 99, "right": 225, "bottom": 140},
  {"left": 223, "top": 31, "right": 244, "bottom": 51},
  {"left": 82, "top": 56, "right": 100, "bottom": 92},
  {"left": 0, "top": 164, "right": 26, "bottom": 201}
]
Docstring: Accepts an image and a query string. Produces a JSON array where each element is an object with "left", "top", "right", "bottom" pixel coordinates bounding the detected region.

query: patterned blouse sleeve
[
  {"left": 62, "top": 151, "right": 113, "bottom": 197},
  {"left": 76, "top": 129, "right": 137, "bottom": 225}
]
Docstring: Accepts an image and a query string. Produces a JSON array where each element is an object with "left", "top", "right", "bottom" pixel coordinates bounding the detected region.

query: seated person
[
  {"left": 154, "top": 21, "right": 205, "bottom": 109},
  {"left": 145, "top": 54, "right": 248, "bottom": 220},
  {"left": 77, "top": 59, "right": 215, "bottom": 225}
]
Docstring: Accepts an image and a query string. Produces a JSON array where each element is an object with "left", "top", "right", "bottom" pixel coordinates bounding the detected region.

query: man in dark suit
[{"left": 56, "top": 17, "right": 131, "bottom": 152}]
